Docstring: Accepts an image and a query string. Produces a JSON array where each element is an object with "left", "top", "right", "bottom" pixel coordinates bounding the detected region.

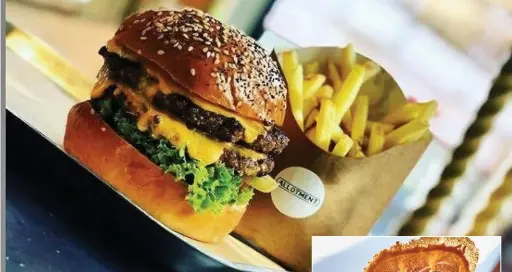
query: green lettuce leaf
[{"left": 95, "top": 97, "right": 253, "bottom": 213}]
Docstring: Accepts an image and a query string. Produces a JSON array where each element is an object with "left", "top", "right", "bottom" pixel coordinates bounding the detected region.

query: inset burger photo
[{"left": 312, "top": 236, "right": 501, "bottom": 272}]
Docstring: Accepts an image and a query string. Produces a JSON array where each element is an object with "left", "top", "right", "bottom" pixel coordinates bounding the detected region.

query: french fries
[
  {"left": 289, "top": 65, "right": 305, "bottom": 131},
  {"left": 351, "top": 96, "right": 369, "bottom": 145},
  {"left": 367, "top": 124, "right": 385, "bottom": 156},
  {"left": 340, "top": 44, "right": 356, "bottom": 80},
  {"left": 349, "top": 142, "right": 365, "bottom": 158},
  {"left": 365, "top": 121, "right": 394, "bottom": 134},
  {"left": 363, "top": 61, "right": 382, "bottom": 82},
  {"left": 303, "top": 84, "right": 333, "bottom": 119},
  {"left": 332, "top": 134, "right": 353, "bottom": 157},
  {"left": 332, "top": 65, "right": 366, "bottom": 124},
  {"left": 331, "top": 123, "right": 343, "bottom": 142},
  {"left": 382, "top": 103, "right": 422, "bottom": 125},
  {"left": 304, "top": 61, "right": 320, "bottom": 76},
  {"left": 280, "top": 46, "right": 435, "bottom": 159},
  {"left": 281, "top": 50, "right": 299, "bottom": 81},
  {"left": 303, "top": 74, "right": 327, "bottom": 100},
  {"left": 327, "top": 61, "right": 343, "bottom": 92},
  {"left": 316, "top": 85, "right": 334, "bottom": 99},
  {"left": 304, "top": 108, "right": 319, "bottom": 130},
  {"left": 341, "top": 110, "right": 353, "bottom": 132},
  {"left": 385, "top": 120, "right": 429, "bottom": 149},
  {"left": 315, "top": 99, "right": 335, "bottom": 151},
  {"left": 417, "top": 100, "right": 438, "bottom": 122}
]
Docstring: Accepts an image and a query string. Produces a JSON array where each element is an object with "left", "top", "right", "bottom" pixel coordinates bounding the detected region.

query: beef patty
[
  {"left": 92, "top": 85, "right": 275, "bottom": 177},
  {"left": 98, "top": 46, "right": 289, "bottom": 155}
]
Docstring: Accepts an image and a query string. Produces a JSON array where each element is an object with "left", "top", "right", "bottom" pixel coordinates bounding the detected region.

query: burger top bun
[{"left": 110, "top": 8, "right": 288, "bottom": 126}]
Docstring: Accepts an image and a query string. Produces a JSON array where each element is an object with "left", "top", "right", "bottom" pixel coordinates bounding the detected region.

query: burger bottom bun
[{"left": 63, "top": 101, "right": 246, "bottom": 243}]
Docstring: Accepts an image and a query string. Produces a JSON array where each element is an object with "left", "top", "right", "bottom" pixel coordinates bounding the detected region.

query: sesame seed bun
[{"left": 109, "top": 8, "right": 287, "bottom": 126}]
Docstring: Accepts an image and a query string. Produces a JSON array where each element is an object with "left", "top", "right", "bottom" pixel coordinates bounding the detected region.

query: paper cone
[{"left": 234, "top": 47, "right": 432, "bottom": 272}]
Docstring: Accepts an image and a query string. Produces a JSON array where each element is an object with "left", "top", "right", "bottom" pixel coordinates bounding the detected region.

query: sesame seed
[
  {"left": 177, "top": 45, "right": 182, "bottom": 50},
  {"left": 210, "top": 73, "right": 216, "bottom": 77},
  {"left": 101, "top": 127, "right": 106, "bottom": 132},
  {"left": 215, "top": 59, "right": 220, "bottom": 64},
  {"left": 190, "top": 68, "right": 195, "bottom": 75},
  {"left": 206, "top": 52, "right": 211, "bottom": 58},
  {"left": 140, "top": 36, "right": 147, "bottom": 40},
  {"left": 205, "top": 41, "right": 211, "bottom": 45},
  {"left": 90, "top": 108, "right": 95, "bottom": 114},
  {"left": 223, "top": 50, "right": 229, "bottom": 55},
  {"left": 157, "top": 11, "right": 163, "bottom": 16},
  {"left": 188, "top": 46, "right": 193, "bottom": 51},
  {"left": 158, "top": 50, "right": 165, "bottom": 55},
  {"left": 183, "top": 34, "right": 189, "bottom": 39},
  {"left": 164, "top": 40, "right": 169, "bottom": 44},
  {"left": 158, "top": 34, "right": 164, "bottom": 39},
  {"left": 202, "top": 47, "right": 208, "bottom": 53}
]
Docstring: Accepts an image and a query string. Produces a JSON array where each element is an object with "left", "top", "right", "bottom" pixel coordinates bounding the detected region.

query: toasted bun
[
  {"left": 364, "top": 237, "right": 479, "bottom": 272},
  {"left": 109, "top": 8, "right": 287, "bottom": 126},
  {"left": 64, "top": 102, "right": 246, "bottom": 243}
]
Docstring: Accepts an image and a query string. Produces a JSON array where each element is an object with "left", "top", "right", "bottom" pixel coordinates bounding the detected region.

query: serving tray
[{"left": 5, "top": 23, "right": 286, "bottom": 272}]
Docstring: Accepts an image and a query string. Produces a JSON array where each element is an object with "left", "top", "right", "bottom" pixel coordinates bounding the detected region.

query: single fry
[
  {"left": 281, "top": 50, "right": 299, "bottom": 82},
  {"left": 305, "top": 126, "right": 316, "bottom": 140},
  {"left": 348, "top": 141, "right": 365, "bottom": 158},
  {"left": 385, "top": 120, "right": 429, "bottom": 149},
  {"left": 304, "top": 61, "right": 320, "bottom": 76},
  {"left": 332, "top": 64, "right": 366, "bottom": 124},
  {"left": 365, "top": 121, "right": 394, "bottom": 135},
  {"left": 304, "top": 108, "right": 319, "bottom": 130},
  {"left": 340, "top": 44, "right": 356, "bottom": 80},
  {"left": 303, "top": 97, "right": 319, "bottom": 118},
  {"left": 245, "top": 175, "right": 279, "bottom": 193},
  {"left": 332, "top": 134, "right": 353, "bottom": 157},
  {"left": 288, "top": 65, "right": 304, "bottom": 131},
  {"left": 341, "top": 109, "right": 353, "bottom": 132},
  {"left": 331, "top": 123, "right": 343, "bottom": 142},
  {"left": 303, "top": 74, "right": 326, "bottom": 100},
  {"left": 351, "top": 95, "right": 369, "bottom": 144},
  {"left": 367, "top": 124, "right": 385, "bottom": 156},
  {"left": 382, "top": 103, "right": 422, "bottom": 125},
  {"left": 327, "top": 61, "right": 343, "bottom": 92},
  {"left": 316, "top": 84, "right": 334, "bottom": 99},
  {"left": 363, "top": 61, "right": 381, "bottom": 82},
  {"left": 315, "top": 99, "right": 335, "bottom": 151},
  {"left": 417, "top": 100, "right": 438, "bottom": 122}
]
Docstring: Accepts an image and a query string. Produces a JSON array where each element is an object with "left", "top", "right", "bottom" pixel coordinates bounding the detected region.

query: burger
[
  {"left": 64, "top": 8, "right": 289, "bottom": 242},
  {"left": 364, "top": 237, "right": 479, "bottom": 272}
]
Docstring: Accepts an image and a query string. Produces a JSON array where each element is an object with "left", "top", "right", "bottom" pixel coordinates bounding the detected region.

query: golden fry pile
[{"left": 280, "top": 44, "right": 437, "bottom": 158}]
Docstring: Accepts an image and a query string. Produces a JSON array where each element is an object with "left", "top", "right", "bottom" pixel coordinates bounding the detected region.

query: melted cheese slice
[{"left": 92, "top": 81, "right": 266, "bottom": 165}]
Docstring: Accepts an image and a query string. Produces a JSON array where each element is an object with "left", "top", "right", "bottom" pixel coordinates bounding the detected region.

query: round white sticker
[{"left": 271, "top": 167, "right": 325, "bottom": 218}]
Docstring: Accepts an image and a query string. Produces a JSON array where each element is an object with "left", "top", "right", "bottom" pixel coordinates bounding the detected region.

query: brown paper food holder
[{"left": 234, "top": 47, "right": 432, "bottom": 272}]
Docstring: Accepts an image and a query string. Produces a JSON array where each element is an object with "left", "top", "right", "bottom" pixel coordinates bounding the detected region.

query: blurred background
[{"left": 5, "top": 0, "right": 512, "bottom": 271}]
